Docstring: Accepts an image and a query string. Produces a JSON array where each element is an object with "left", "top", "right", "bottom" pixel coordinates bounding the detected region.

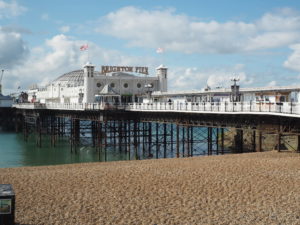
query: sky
[{"left": 1, "top": 0, "right": 300, "bottom": 94}]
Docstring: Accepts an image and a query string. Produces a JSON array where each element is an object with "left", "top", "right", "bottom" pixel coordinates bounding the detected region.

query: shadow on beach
[{"left": 15, "top": 223, "right": 33, "bottom": 225}]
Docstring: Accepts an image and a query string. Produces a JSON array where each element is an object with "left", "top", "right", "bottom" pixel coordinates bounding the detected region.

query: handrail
[{"left": 12, "top": 101, "right": 300, "bottom": 116}]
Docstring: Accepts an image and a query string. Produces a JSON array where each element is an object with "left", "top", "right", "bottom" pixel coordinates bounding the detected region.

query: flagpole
[{"left": 87, "top": 45, "right": 90, "bottom": 62}]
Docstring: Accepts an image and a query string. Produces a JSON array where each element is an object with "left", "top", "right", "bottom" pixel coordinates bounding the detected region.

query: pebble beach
[{"left": 1, "top": 151, "right": 300, "bottom": 225}]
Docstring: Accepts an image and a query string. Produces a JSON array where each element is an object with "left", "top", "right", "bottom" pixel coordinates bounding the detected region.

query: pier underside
[{"left": 14, "top": 109, "right": 300, "bottom": 161}]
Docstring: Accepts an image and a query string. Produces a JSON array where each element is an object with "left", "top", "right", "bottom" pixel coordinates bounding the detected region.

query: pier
[{"left": 12, "top": 100, "right": 300, "bottom": 161}]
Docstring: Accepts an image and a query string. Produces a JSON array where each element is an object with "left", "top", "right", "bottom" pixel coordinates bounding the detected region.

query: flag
[
  {"left": 156, "top": 47, "right": 164, "bottom": 54},
  {"left": 80, "top": 44, "right": 88, "bottom": 51}
]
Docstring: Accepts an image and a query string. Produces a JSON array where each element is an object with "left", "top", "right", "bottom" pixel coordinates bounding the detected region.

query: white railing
[
  {"left": 127, "top": 102, "right": 300, "bottom": 116},
  {"left": 12, "top": 101, "right": 300, "bottom": 117},
  {"left": 12, "top": 102, "right": 126, "bottom": 111}
]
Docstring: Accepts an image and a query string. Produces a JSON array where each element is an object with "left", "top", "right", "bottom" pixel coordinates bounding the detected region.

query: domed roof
[
  {"left": 52, "top": 69, "right": 138, "bottom": 87},
  {"left": 53, "top": 69, "right": 102, "bottom": 86},
  {"left": 54, "top": 70, "right": 84, "bottom": 84}
]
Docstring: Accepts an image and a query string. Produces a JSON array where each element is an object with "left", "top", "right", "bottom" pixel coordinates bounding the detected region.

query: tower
[
  {"left": 156, "top": 65, "right": 168, "bottom": 92},
  {"left": 83, "top": 62, "right": 95, "bottom": 103}
]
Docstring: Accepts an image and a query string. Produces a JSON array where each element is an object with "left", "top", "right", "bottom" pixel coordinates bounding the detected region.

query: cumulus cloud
[
  {"left": 168, "top": 65, "right": 252, "bottom": 91},
  {"left": 284, "top": 44, "right": 300, "bottom": 72},
  {"left": 96, "top": 7, "right": 300, "bottom": 54},
  {"left": 2, "top": 34, "right": 158, "bottom": 93},
  {"left": 0, "top": 27, "right": 28, "bottom": 68},
  {"left": 0, "top": 0, "right": 26, "bottom": 18}
]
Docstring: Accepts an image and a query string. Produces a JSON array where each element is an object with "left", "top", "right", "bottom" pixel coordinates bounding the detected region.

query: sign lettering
[{"left": 101, "top": 66, "right": 148, "bottom": 75}]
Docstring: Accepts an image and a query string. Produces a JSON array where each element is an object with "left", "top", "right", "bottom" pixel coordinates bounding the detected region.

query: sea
[{"left": 0, "top": 132, "right": 129, "bottom": 168}]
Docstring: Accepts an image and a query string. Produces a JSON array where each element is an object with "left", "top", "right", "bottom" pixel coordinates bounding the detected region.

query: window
[
  {"left": 123, "top": 83, "right": 128, "bottom": 88},
  {"left": 110, "top": 83, "right": 115, "bottom": 88},
  {"left": 137, "top": 83, "right": 141, "bottom": 88},
  {"left": 96, "top": 82, "right": 102, "bottom": 88}
]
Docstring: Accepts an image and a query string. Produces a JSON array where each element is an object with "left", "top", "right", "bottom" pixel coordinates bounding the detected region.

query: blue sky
[{"left": 1, "top": 0, "right": 300, "bottom": 94}]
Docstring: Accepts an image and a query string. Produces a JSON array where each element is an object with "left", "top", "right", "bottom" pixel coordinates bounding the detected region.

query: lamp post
[
  {"left": 231, "top": 77, "right": 240, "bottom": 102},
  {"left": 144, "top": 84, "right": 153, "bottom": 103},
  {"left": 78, "top": 89, "right": 83, "bottom": 103}
]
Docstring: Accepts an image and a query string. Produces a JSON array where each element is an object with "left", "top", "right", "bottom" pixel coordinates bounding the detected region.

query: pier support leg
[
  {"left": 258, "top": 131, "right": 263, "bottom": 152},
  {"left": 207, "top": 127, "right": 212, "bottom": 155},
  {"left": 104, "top": 120, "right": 107, "bottom": 161},
  {"left": 163, "top": 123, "right": 167, "bottom": 158},
  {"left": 216, "top": 128, "right": 219, "bottom": 155},
  {"left": 252, "top": 130, "right": 256, "bottom": 152},
  {"left": 148, "top": 122, "right": 152, "bottom": 157},
  {"left": 171, "top": 124, "right": 174, "bottom": 155},
  {"left": 134, "top": 121, "right": 138, "bottom": 160},
  {"left": 156, "top": 123, "right": 159, "bottom": 159},
  {"left": 191, "top": 126, "right": 193, "bottom": 157},
  {"left": 36, "top": 117, "right": 42, "bottom": 148},
  {"left": 182, "top": 126, "right": 185, "bottom": 157},
  {"left": 176, "top": 124, "right": 180, "bottom": 158},
  {"left": 277, "top": 133, "right": 281, "bottom": 152},
  {"left": 221, "top": 128, "right": 224, "bottom": 154},
  {"left": 187, "top": 126, "right": 190, "bottom": 157}
]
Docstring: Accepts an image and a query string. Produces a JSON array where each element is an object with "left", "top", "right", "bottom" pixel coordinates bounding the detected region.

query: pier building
[{"left": 27, "top": 63, "right": 168, "bottom": 105}]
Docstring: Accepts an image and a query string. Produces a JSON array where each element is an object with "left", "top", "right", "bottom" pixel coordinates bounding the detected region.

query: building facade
[{"left": 29, "top": 63, "right": 168, "bottom": 104}]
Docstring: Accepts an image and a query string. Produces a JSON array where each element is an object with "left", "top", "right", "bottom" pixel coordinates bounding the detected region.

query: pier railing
[
  {"left": 13, "top": 101, "right": 300, "bottom": 116},
  {"left": 127, "top": 101, "right": 300, "bottom": 116},
  {"left": 13, "top": 102, "right": 126, "bottom": 111}
]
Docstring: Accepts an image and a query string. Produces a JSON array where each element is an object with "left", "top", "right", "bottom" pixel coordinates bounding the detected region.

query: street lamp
[
  {"left": 144, "top": 84, "right": 153, "bottom": 102},
  {"left": 231, "top": 77, "right": 240, "bottom": 102},
  {"left": 78, "top": 89, "right": 83, "bottom": 103}
]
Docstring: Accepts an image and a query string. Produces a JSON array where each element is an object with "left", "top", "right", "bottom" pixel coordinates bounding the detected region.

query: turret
[
  {"left": 83, "top": 62, "right": 95, "bottom": 103},
  {"left": 156, "top": 65, "right": 168, "bottom": 92}
]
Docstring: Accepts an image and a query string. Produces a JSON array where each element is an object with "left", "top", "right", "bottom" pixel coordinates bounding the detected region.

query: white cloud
[
  {"left": 0, "top": 0, "right": 26, "bottom": 18},
  {"left": 96, "top": 6, "right": 300, "bottom": 54},
  {"left": 0, "top": 27, "right": 28, "bottom": 68},
  {"left": 59, "top": 26, "right": 70, "bottom": 33},
  {"left": 168, "top": 65, "right": 252, "bottom": 91},
  {"left": 2, "top": 34, "right": 159, "bottom": 93},
  {"left": 267, "top": 80, "right": 277, "bottom": 86},
  {"left": 284, "top": 44, "right": 300, "bottom": 72}
]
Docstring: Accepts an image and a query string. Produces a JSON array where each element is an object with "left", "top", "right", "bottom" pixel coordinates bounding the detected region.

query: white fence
[
  {"left": 127, "top": 102, "right": 300, "bottom": 116},
  {"left": 12, "top": 101, "right": 300, "bottom": 117}
]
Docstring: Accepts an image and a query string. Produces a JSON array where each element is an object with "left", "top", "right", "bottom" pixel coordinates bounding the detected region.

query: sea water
[{"left": 0, "top": 132, "right": 128, "bottom": 168}]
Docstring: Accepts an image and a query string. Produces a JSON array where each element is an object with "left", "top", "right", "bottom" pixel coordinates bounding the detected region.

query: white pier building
[{"left": 27, "top": 63, "right": 168, "bottom": 104}]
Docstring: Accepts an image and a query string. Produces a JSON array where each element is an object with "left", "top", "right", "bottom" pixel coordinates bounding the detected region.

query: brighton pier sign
[{"left": 101, "top": 66, "right": 149, "bottom": 75}]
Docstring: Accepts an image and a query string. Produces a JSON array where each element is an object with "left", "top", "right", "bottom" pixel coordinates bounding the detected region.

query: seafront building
[{"left": 27, "top": 63, "right": 168, "bottom": 104}]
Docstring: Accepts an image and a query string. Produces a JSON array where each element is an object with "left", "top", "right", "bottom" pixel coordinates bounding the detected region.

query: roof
[
  {"left": 53, "top": 70, "right": 139, "bottom": 86},
  {"left": 98, "top": 84, "right": 120, "bottom": 96},
  {"left": 152, "top": 85, "right": 300, "bottom": 97}
]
